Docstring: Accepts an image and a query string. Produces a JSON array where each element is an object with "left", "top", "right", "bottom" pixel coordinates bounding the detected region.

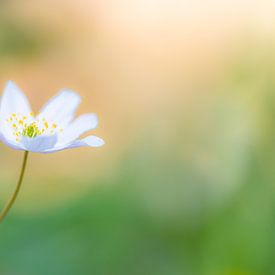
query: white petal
[
  {"left": 0, "top": 132, "right": 25, "bottom": 151},
  {"left": 57, "top": 113, "right": 98, "bottom": 145},
  {"left": 21, "top": 135, "right": 58, "bottom": 153},
  {"left": 43, "top": 135, "right": 104, "bottom": 153},
  {"left": 0, "top": 81, "right": 31, "bottom": 119},
  {"left": 37, "top": 90, "right": 81, "bottom": 127},
  {"left": 69, "top": 135, "right": 105, "bottom": 148},
  {"left": 0, "top": 81, "right": 32, "bottom": 146},
  {"left": 0, "top": 122, "right": 16, "bottom": 143}
]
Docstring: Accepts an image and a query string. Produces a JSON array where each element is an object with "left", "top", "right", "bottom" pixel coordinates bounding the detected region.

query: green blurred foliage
[{"left": 0, "top": 15, "right": 51, "bottom": 61}]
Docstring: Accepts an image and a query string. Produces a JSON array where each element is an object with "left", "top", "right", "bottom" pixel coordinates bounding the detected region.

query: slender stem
[{"left": 0, "top": 151, "right": 29, "bottom": 223}]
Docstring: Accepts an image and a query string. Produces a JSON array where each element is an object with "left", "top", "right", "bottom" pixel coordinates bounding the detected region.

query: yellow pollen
[
  {"left": 7, "top": 113, "right": 60, "bottom": 140},
  {"left": 22, "top": 122, "right": 40, "bottom": 138}
]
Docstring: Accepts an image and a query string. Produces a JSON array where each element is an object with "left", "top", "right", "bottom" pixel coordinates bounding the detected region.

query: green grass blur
[
  {"left": 1, "top": 144, "right": 275, "bottom": 275},
  {"left": 0, "top": 1, "right": 275, "bottom": 275}
]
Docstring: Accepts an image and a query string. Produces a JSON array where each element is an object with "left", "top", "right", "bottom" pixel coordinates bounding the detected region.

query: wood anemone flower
[
  {"left": 0, "top": 81, "right": 104, "bottom": 153},
  {"left": 0, "top": 81, "right": 104, "bottom": 223}
]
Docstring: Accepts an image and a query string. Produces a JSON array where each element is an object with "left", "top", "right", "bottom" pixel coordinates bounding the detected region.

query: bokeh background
[{"left": 0, "top": 1, "right": 275, "bottom": 274}]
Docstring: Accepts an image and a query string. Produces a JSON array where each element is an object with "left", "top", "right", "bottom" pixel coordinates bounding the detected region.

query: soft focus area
[{"left": 1, "top": 1, "right": 275, "bottom": 274}]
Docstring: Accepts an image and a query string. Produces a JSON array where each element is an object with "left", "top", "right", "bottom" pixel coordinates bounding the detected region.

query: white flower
[{"left": 0, "top": 81, "right": 104, "bottom": 153}]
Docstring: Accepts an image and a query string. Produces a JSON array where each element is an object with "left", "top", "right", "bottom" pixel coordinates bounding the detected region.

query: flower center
[
  {"left": 5, "top": 112, "right": 62, "bottom": 141},
  {"left": 22, "top": 122, "right": 41, "bottom": 138}
]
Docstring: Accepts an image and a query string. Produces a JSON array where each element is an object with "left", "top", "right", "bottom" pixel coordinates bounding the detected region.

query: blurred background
[{"left": 0, "top": 0, "right": 275, "bottom": 274}]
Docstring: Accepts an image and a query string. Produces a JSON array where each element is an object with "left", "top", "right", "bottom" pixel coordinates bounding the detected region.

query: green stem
[{"left": 0, "top": 151, "right": 29, "bottom": 223}]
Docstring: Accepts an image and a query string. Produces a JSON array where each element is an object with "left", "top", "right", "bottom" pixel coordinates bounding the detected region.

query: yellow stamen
[{"left": 22, "top": 122, "right": 40, "bottom": 138}]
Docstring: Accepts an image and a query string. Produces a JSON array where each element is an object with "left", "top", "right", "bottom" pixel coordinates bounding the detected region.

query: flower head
[{"left": 0, "top": 81, "right": 104, "bottom": 153}]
